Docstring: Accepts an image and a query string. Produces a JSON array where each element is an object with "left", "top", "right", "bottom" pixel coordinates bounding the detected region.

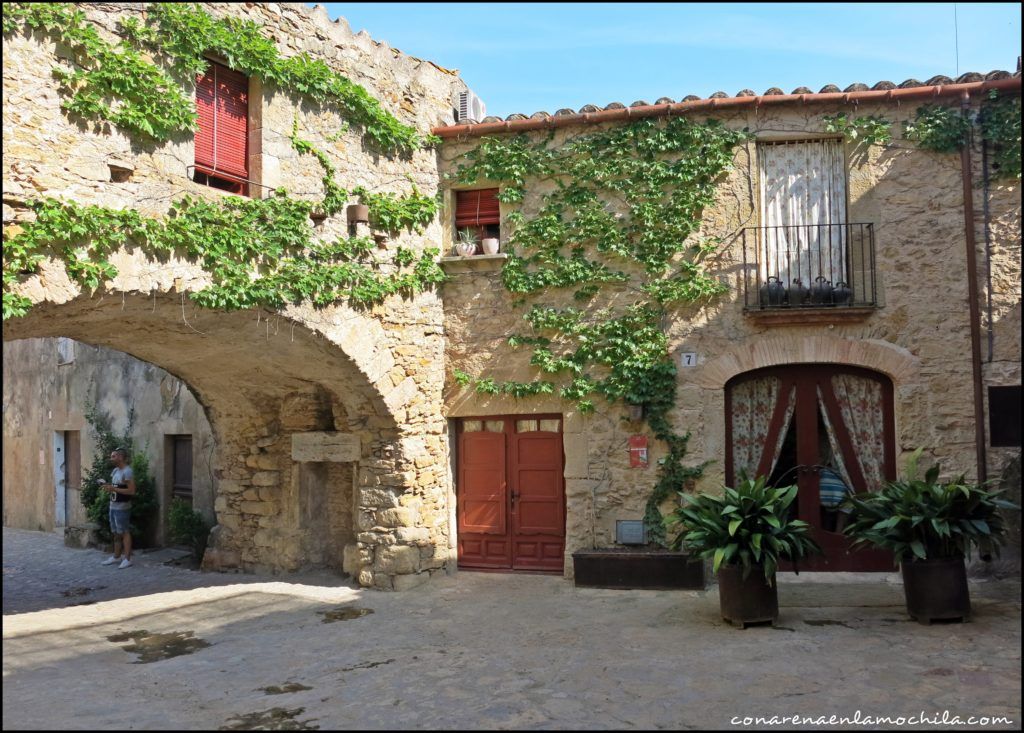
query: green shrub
[
  {"left": 666, "top": 474, "right": 821, "bottom": 583},
  {"left": 843, "top": 448, "right": 1018, "bottom": 562},
  {"left": 168, "top": 498, "right": 210, "bottom": 562}
]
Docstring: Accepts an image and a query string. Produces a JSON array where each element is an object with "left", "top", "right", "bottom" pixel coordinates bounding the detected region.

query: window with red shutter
[
  {"left": 455, "top": 189, "right": 500, "bottom": 252},
  {"left": 194, "top": 61, "right": 249, "bottom": 195}
]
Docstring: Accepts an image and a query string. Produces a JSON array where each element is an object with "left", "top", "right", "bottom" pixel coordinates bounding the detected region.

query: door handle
[{"left": 511, "top": 490, "right": 521, "bottom": 503}]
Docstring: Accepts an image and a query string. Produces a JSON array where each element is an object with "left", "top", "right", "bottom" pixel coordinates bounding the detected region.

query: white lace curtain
[
  {"left": 731, "top": 377, "right": 796, "bottom": 480},
  {"left": 817, "top": 375, "right": 887, "bottom": 492},
  {"left": 759, "top": 140, "right": 847, "bottom": 289}
]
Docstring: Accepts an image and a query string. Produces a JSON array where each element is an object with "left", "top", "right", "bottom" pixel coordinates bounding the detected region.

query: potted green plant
[
  {"left": 455, "top": 228, "right": 479, "bottom": 256},
  {"left": 843, "top": 448, "right": 1017, "bottom": 624},
  {"left": 666, "top": 475, "right": 821, "bottom": 628}
]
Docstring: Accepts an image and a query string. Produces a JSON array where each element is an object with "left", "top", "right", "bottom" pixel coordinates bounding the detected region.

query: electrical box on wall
[{"left": 616, "top": 520, "right": 647, "bottom": 545}]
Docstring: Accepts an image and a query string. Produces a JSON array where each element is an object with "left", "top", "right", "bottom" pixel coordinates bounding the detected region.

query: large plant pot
[
  {"left": 901, "top": 556, "right": 970, "bottom": 624},
  {"left": 572, "top": 549, "right": 704, "bottom": 590},
  {"left": 717, "top": 564, "right": 778, "bottom": 628}
]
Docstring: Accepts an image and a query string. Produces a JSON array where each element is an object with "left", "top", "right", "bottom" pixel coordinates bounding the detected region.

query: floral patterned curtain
[
  {"left": 731, "top": 377, "right": 796, "bottom": 480},
  {"left": 759, "top": 140, "right": 847, "bottom": 289},
  {"left": 830, "top": 374, "right": 887, "bottom": 491},
  {"left": 818, "top": 386, "right": 854, "bottom": 489}
]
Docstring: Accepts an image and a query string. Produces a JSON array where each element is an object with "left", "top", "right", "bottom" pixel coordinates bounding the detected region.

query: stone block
[
  {"left": 357, "top": 568, "right": 374, "bottom": 587},
  {"left": 245, "top": 453, "right": 279, "bottom": 470},
  {"left": 291, "top": 432, "right": 360, "bottom": 462},
  {"left": 201, "top": 548, "right": 241, "bottom": 572},
  {"left": 359, "top": 488, "right": 400, "bottom": 508},
  {"left": 242, "top": 488, "right": 260, "bottom": 501},
  {"left": 240, "top": 501, "right": 277, "bottom": 516},
  {"left": 217, "top": 479, "right": 245, "bottom": 494},
  {"left": 396, "top": 526, "right": 430, "bottom": 543},
  {"left": 374, "top": 544, "right": 420, "bottom": 574},
  {"left": 342, "top": 544, "right": 365, "bottom": 575},
  {"left": 392, "top": 572, "right": 430, "bottom": 592},
  {"left": 213, "top": 495, "right": 230, "bottom": 513},
  {"left": 376, "top": 507, "right": 418, "bottom": 527},
  {"left": 251, "top": 471, "right": 279, "bottom": 487},
  {"left": 64, "top": 523, "right": 100, "bottom": 549}
]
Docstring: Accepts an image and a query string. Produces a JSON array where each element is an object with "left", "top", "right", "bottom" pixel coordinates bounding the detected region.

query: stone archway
[{"left": 3, "top": 290, "right": 453, "bottom": 589}]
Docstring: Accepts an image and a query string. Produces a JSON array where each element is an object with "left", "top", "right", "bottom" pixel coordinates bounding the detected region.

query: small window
[
  {"left": 172, "top": 436, "right": 194, "bottom": 500},
  {"left": 455, "top": 188, "right": 500, "bottom": 252},
  {"left": 194, "top": 61, "right": 249, "bottom": 196},
  {"left": 56, "top": 337, "right": 75, "bottom": 365},
  {"left": 989, "top": 386, "right": 1021, "bottom": 447}
]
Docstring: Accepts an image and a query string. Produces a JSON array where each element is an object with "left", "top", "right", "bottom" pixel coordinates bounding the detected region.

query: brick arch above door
[{"left": 696, "top": 336, "right": 918, "bottom": 390}]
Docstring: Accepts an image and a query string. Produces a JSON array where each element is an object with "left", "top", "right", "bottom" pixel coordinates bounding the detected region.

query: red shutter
[
  {"left": 455, "top": 189, "right": 500, "bottom": 227},
  {"left": 195, "top": 61, "right": 248, "bottom": 180}
]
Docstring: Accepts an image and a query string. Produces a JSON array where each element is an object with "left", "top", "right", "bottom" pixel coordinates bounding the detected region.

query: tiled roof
[{"left": 435, "top": 70, "right": 1021, "bottom": 135}]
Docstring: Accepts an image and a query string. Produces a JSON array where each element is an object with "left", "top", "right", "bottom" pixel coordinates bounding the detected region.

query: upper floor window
[
  {"left": 455, "top": 188, "right": 500, "bottom": 253},
  {"left": 194, "top": 60, "right": 249, "bottom": 196}
]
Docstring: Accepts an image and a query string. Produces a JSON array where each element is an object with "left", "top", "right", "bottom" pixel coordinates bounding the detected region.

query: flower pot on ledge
[{"left": 572, "top": 548, "right": 705, "bottom": 590}]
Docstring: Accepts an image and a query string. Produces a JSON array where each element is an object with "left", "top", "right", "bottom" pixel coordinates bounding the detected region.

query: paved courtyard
[{"left": 3, "top": 527, "right": 1021, "bottom": 730}]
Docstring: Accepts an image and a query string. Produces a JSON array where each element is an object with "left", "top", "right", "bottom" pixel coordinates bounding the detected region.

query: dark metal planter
[
  {"left": 901, "top": 556, "right": 971, "bottom": 624},
  {"left": 572, "top": 549, "right": 705, "bottom": 590},
  {"left": 717, "top": 564, "right": 778, "bottom": 628},
  {"left": 347, "top": 203, "right": 370, "bottom": 224}
]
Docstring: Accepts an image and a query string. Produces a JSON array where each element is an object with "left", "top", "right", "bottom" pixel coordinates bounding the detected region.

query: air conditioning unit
[{"left": 456, "top": 90, "right": 487, "bottom": 124}]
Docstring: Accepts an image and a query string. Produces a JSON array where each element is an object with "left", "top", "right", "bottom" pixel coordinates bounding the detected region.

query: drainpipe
[
  {"left": 959, "top": 91, "right": 988, "bottom": 484},
  {"left": 980, "top": 131, "right": 994, "bottom": 363}
]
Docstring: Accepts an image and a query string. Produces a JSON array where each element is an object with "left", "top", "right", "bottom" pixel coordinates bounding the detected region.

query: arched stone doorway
[
  {"left": 725, "top": 363, "right": 895, "bottom": 571},
  {"left": 3, "top": 292, "right": 453, "bottom": 587}
]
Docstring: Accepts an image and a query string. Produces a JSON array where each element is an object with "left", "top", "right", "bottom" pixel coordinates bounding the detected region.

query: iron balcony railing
[{"left": 741, "top": 223, "right": 877, "bottom": 310}]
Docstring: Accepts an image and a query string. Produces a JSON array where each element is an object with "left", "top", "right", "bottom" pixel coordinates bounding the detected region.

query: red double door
[
  {"left": 727, "top": 365, "right": 895, "bottom": 571},
  {"left": 457, "top": 416, "right": 566, "bottom": 572}
]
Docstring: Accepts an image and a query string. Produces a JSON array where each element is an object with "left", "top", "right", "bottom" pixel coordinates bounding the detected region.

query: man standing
[{"left": 100, "top": 448, "right": 136, "bottom": 569}]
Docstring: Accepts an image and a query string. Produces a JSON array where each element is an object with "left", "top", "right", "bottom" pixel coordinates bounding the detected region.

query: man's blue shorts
[{"left": 109, "top": 505, "right": 131, "bottom": 534}]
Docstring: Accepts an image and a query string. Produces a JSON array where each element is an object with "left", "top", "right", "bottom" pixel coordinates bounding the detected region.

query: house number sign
[
  {"left": 679, "top": 352, "right": 698, "bottom": 367},
  {"left": 628, "top": 434, "right": 648, "bottom": 468}
]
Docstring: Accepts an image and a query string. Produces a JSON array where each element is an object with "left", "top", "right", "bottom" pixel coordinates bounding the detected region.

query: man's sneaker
[
  {"left": 118, "top": 558, "right": 133, "bottom": 569},
  {"left": 101, "top": 556, "right": 119, "bottom": 566}
]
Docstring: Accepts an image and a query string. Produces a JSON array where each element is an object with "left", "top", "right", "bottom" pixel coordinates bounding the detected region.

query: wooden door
[
  {"left": 726, "top": 365, "right": 894, "bottom": 571},
  {"left": 457, "top": 416, "right": 565, "bottom": 572}
]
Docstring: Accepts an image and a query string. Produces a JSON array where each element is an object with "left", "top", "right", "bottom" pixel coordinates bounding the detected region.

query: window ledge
[
  {"left": 743, "top": 306, "right": 878, "bottom": 325},
  {"left": 439, "top": 253, "right": 508, "bottom": 273}
]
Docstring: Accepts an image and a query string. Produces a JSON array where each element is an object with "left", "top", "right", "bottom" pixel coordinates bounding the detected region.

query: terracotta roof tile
[{"left": 439, "top": 70, "right": 1020, "bottom": 128}]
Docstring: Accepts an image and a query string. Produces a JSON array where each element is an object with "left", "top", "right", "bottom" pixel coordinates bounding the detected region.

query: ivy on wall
[
  {"left": 3, "top": 195, "right": 445, "bottom": 319},
  {"left": 450, "top": 116, "right": 748, "bottom": 544},
  {"left": 980, "top": 91, "right": 1022, "bottom": 180},
  {"left": 822, "top": 113, "right": 892, "bottom": 146},
  {"left": 3, "top": 2, "right": 426, "bottom": 154},
  {"left": 3, "top": 2, "right": 447, "bottom": 319}
]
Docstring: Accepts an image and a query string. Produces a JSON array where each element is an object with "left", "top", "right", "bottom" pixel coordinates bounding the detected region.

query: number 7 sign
[{"left": 680, "top": 352, "right": 698, "bottom": 368}]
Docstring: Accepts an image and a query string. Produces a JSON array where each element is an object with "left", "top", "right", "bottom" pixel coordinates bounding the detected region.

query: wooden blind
[
  {"left": 195, "top": 61, "right": 249, "bottom": 180},
  {"left": 455, "top": 189, "right": 500, "bottom": 227}
]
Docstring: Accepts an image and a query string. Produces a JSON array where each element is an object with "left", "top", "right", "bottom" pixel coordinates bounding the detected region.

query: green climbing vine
[
  {"left": 450, "top": 116, "right": 748, "bottom": 544},
  {"left": 290, "top": 117, "right": 348, "bottom": 217},
  {"left": 2, "top": 2, "right": 424, "bottom": 154},
  {"left": 2, "top": 194, "right": 445, "bottom": 319},
  {"left": 822, "top": 113, "right": 892, "bottom": 145},
  {"left": 980, "top": 91, "right": 1022, "bottom": 180},
  {"left": 902, "top": 104, "right": 970, "bottom": 153},
  {"left": 353, "top": 185, "right": 439, "bottom": 234}
]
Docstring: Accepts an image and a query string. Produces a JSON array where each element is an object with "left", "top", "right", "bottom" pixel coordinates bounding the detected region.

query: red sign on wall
[{"left": 628, "top": 434, "right": 648, "bottom": 468}]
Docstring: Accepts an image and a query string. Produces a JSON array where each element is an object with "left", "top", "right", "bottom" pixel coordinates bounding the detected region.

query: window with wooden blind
[
  {"left": 194, "top": 60, "right": 249, "bottom": 195},
  {"left": 455, "top": 188, "right": 500, "bottom": 252}
]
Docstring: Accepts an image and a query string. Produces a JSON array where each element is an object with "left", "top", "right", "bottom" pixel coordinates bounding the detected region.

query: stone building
[{"left": 3, "top": 3, "right": 1020, "bottom": 586}]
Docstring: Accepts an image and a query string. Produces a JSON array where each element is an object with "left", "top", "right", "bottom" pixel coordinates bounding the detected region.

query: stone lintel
[{"left": 291, "top": 431, "right": 360, "bottom": 462}]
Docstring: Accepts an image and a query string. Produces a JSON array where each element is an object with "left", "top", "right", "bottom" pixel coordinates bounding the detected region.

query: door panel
[
  {"left": 727, "top": 364, "right": 894, "bottom": 572},
  {"left": 457, "top": 416, "right": 565, "bottom": 572},
  {"left": 457, "top": 430, "right": 510, "bottom": 567}
]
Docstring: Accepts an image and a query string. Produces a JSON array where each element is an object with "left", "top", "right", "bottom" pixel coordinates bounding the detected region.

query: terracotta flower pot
[
  {"left": 346, "top": 203, "right": 369, "bottom": 225},
  {"left": 901, "top": 555, "right": 970, "bottom": 624},
  {"left": 717, "top": 564, "right": 778, "bottom": 628}
]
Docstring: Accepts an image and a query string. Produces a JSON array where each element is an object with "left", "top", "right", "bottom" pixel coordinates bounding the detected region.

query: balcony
[{"left": 741, "top": 223, "right": 878, "bottom": 323}]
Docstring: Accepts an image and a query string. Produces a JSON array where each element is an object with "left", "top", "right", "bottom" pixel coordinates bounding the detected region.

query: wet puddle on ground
[
  {"left": 219, "top": 707, "right": 319, "bottom": 730},
  {"left": 258, "top": 683, "right": 313, "bottom": 695},
  {"left": 61, "top": 585, "right": 106, "bottom": 597},
  {"left": 317, "top": 606, "right": 373, "bottom": 623},
  {"left": 107, "top": 630, "right": 211, "bottom": 663}
]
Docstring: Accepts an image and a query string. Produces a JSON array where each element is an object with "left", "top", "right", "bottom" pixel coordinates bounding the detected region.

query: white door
[{"left": 53, "top": 432, "right": 67, "bottom": 528}]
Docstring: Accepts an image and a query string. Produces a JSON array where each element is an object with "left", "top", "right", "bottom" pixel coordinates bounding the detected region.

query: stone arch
[
  {"left": 3, "top": 292, "right": 406, "bottom": 575},
  {"left": 696, "top": 335, "right": 919, "bottom": 390}
]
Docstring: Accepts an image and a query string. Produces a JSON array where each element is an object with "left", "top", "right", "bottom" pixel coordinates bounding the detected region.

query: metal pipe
[{"left": 959, "top": 91, "right": 988, "bottom": 484}]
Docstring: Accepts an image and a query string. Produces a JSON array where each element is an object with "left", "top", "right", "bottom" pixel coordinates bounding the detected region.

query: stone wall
[
  {"left": 439, "top": 99, "right": 1022, "bottom": 573},
  {"left": 2, "top": 2, "right": 466, "bottom": 588},
  {"left": 2, "top": 337, "right": 216, "bottom": 541}
]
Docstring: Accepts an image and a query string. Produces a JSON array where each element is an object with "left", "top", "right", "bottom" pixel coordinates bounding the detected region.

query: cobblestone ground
[{"left": 3, "top": 527, "right": 1021, "bottom": 730}]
